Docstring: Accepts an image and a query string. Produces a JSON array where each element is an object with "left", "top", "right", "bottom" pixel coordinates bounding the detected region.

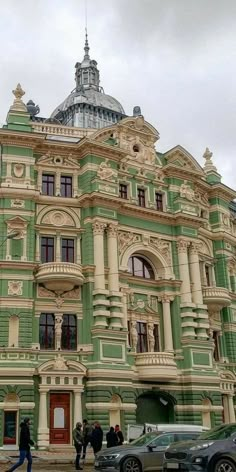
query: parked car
[
  {"left": 163, "top": 423, "right": 236, "bottom": 472},
  {"left": 95, "top": 428, "right": 202, "bottom": 472}
]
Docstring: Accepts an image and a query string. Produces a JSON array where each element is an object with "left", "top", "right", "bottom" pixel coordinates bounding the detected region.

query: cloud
[{"left": 0, "top": 0, "right": 236, "bottom": 187}]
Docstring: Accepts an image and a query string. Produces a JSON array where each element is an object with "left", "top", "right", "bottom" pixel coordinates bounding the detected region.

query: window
[
  {"left": 155, "top": 192, "right": 163, "bottom": 211},
  {"left": 61, "top": 239, "right": 74, "bottom": 263},
  {"left": 39, "top": 313, "right": 55, "bottom": 349},
  {"left": 150, "top": 433, "right": 175, "bottom": 448},
  {"left": 61, "top": 176, "right": 72, "bottom": 198},
  {"left": 42, "top": 174, "right": 54, "bottom": 196},
  {"left": 128, "top": 255, "right": 154, "bottom": 279},
  {"left": 61, "top": 315, "right": 77, "bottom": 350},
  {"left": 154, "top": 324, "right": 160, "bottom": 352},
  {"left": 137, "top": 188, "right": 145, "bottom": 207},
  {"left": 213, "top": 331, "right": 220, "bottom": 361},
  {"left": 205, "top": 265, "right": 211, "bottom": 286},
  {"left": 119, "top": 183, "right": 128, "bottom": 199},
  {"left": 137, "top": 322, "right": 148, "bottom": 353},
  {"left": 4, "top": 411, "right": 17, "bottom": 445},
  {"left": 41, "top": 237, "right": 54, "bottom": 263}
]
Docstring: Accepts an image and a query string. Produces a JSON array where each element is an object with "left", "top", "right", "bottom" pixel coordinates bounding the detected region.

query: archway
[
  {"left": 136, "top": 392, "right": 174, "bottom": 425},
  {"left": 202, "top": 398, "right": 212, "bottom": 428},
  {"left": 109, "top": 394, "right": 122, "bottom": 427}
]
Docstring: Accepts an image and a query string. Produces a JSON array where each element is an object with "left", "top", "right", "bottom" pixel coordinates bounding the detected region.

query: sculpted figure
[
  {"left": 130, "top": 321, "right": 138, "bottom": 351},
  {"left": 55, "top": 315, "right": 63, "bottom": 350},
  {"left": 148, "top": 323, "right": 155, "bottom": 351}
]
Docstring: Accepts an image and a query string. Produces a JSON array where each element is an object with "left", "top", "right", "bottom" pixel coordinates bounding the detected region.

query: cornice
[{"left": 0, "top": 129, "right": 45, "bottom": 148}]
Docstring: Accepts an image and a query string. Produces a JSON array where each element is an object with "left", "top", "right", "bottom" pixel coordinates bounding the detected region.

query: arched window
[{"left": 128, "top": 255, "right": 154, "bottom": 279}]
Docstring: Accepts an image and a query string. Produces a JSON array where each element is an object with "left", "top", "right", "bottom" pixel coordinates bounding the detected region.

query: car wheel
[
  {"left": 122, "top": 457, "right": 142, "bottom": 472},
  {"left": 214, "top": 458, "right": 236, "bottom": 472}
]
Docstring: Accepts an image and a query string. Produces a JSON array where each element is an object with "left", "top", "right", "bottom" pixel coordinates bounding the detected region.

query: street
[{"left": 0, "top": 464, "right": 94, "bottom": 472}]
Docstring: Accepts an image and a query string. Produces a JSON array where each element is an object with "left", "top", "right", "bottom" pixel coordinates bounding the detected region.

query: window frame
[
  {"left": 60, "top": 175, "right": 73, "bottom": 198},
  {"left": 39, "top": 313, "right": 55, "bottom": 349},
  {"left": 61, "top": 314, "right": 77, "bottom": 350},
  {"left": 41, "top": 236, "right": 55, "bottom": 263},
  {"left": 128, "top": 255, "right": 155, "bottom": 279},
  {"left": 155, "top": 192, "right": 163, "bottom": 211},
  {"left": 137, "top": 187, "right": 146, "bottom": 207},
  {"left": 119, "top": 183, "right": 128, "bottom": 199},
  {"left": 42, "top": 173, "right": 55, "bottom": 196},
  {"left": 137, "top": 321, "right": 148, "bottom": 353},
  {"left": 61, "top": 238, "right": 75, "bottom": 263}
]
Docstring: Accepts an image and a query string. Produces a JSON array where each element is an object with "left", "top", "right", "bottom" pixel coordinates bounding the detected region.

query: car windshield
[
  {"left": 130, "top": 432, "right": 160, "bottom": 446},
  {"left": 199, "top": 424, "right": 236, "bottom": 440}
]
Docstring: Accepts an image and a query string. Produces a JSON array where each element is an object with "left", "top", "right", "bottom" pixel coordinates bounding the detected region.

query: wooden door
[{"left": 50, "top": 393, "right": 70, "bottom": 444}]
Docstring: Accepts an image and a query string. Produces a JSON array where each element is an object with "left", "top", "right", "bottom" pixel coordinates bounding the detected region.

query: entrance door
[
  {"left": 4, "top": 411, "right": 17, "bottom": 445},
  {"left": 50, "top": 393, "right": 70, "bottom": 444}
]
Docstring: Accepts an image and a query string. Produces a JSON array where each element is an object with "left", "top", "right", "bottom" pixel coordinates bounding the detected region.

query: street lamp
[{"left": 0, "top": 231, "right": 21, "bottom": 248}]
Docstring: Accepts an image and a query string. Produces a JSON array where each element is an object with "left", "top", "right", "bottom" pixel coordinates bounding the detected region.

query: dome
[
  {"left": 50, "top": 33, "right": 126, "bottom": 129},
  {"left": 52, "top": 88, "right": 125, "bottom": 117}
]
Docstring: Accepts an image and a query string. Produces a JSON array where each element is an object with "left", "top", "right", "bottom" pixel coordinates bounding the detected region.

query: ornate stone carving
[
  {"left": 92, "top": 221, "right": 107, "bottom": 235},
  {"left": 55, "top": 315, "right": 63, "bottom": 350},
  {"left": 53, "top": 354, "right": 68, "bottom": 371},
  {"left": 159, "top": 293, "right": 173, "bottom": 304},
  {"left": 118, "top": 231, "right": 141, "bottom": 254},
  {"left": 228, "top": 258, "right": 236, "bottom": 276},
  {"left": 189, "top": 242, "right": 201, "bottom": 255},
  {"left": 38, "top": 286, "right": 55, "bottom": 298},
  {"left": 11, "top": 199, "right": 25, "bottom": 208},
  {"left": 62, "top": 287, "right": 80, "bottom": 299},
  {"left": 8, "top": 281, "right": 23, "bottom": 296},
  {"left": 149, "top": 237, "right": 171, "bottom": 265},
  {"left": 55, "top": 296, "right": 64, "bottom": 308},
  {"left": 97, "top": 159, "right": 117, "bottom": 181},
  {"left": 179, "top": 181, "right": 195, "bottom": 201},
  {"left": 130, "top": 321, "right": 138, "bottom": 352},
  {"left": 13, "top": 163, "right": 24, "bottom": 178},
  {"left": 203, "top": 147, "right": 217, "bottom": 173},
  {"left": 10, "top": 84, "right": 27, "bottom": 112},
  {"left": 107, "top": 224, "right": 118, "bottom": 237},
  {"left": 148, "top": 323, "right": 155, "bottom": 352},
  {"left": 176, "top": 239, "right": 189, "bottom": 253},
  {"left": 42, "top": 210, "right": 74, "bottom": 227}
]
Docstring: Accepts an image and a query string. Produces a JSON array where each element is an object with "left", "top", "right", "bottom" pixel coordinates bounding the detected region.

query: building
[{"left": 0, "top": 36, "right": 236, "bottom": 449}]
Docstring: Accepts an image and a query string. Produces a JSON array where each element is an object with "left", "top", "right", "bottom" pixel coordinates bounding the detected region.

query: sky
[{"left": 0, "top": 0, "right": 236, "bottom": 187}]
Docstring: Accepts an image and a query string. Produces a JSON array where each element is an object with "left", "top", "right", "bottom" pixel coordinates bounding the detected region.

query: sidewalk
[{"left": 0, "top": 448, "right": 95, "bottom": 465}]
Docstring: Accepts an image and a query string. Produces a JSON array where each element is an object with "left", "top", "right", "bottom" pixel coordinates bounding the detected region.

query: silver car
[{"left": 95, "top": 430, "right": 200, "bottom": 472}]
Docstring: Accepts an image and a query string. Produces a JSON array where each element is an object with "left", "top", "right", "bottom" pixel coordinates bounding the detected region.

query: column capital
[
  {"left": 176, "top": 239, "right": 190, "bottom": 253},
  {"left": 92, "top": 220, "right": 107, "bottom": 235},
  {"left": 158, "top": 293, "right": 174, "bottom": 304},
  {"left": 107, "top": 223, "right": 118, "bottom": 237},
  {"left": 189, "top": 242, "right": 202, "bottom": 255}
]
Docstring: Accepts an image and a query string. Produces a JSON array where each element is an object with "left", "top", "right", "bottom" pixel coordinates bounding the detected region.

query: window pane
[
  {"left": 61, "top": 176, "right": 72, "bottom": 198},
  {"left": 41, "top": 237, "right": 54, "bottom": 263},
  {"left": 128, "top": 256, "right": 154, "bottom": 280},
  {"left": 61, "top": 239, "right": 74, "bottom": 263},
  {"left": 39, "top": 313, "right": 55, "bottom": 349},
  {"left": 61, "top": 314, "right": 77, "bottom": 350},
  {"left": 137, "top": 322, "right": 148, "bottom": 353}
]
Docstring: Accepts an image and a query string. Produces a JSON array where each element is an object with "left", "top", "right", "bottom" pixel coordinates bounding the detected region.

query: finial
[
  {"left": 10, "top": 83, "right": 27, "bottom": 112},
  {"left": 84, "top": 28, "right": 90, "bottom": 60},
  {"left": 203, "top": 147, "right": 217, "bottom": 173}
]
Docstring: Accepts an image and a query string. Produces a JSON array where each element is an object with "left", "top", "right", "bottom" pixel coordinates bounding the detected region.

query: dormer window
[{"left": 133, "top": 144, "right": 140, "bottom": 153}]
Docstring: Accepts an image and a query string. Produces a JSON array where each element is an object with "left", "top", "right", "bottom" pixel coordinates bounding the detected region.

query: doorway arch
[
  {"left": 136, "top": 391, "right": 175, "bottom": 424},
  {"left": 109, "top": 394, "right": 122, "bottom": 427}
]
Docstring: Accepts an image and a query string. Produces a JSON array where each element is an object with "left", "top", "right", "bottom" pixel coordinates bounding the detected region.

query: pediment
[
  {"left": 38, "top": 356, "right": 87, "bottom": 375},
  {"left": 37, "top": 152, "right": 80, "bottom": 170},
  {"left": 164, "top": 145, "right": 204, "bottom": 175}
]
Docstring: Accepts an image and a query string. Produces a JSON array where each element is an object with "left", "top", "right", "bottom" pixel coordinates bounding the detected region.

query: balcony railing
[
  {"left": 35, "top": 262, "right": 84, "bottom": 291},
  {"left": 203, "top": 286, "right": 231, "bottom": 309},
  {"left": 32, "top": 122, "right": 94, "bottom": 139},
  {"left": 135, "top": 351, "right": 177, "bottom": 381}
]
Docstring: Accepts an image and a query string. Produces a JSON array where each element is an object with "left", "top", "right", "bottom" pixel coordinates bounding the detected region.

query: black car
[{"left": 163, "top": 423, "right": 236, "bottom": 472}]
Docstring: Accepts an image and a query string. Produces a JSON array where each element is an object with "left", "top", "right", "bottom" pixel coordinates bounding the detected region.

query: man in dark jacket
[
  {"left": 115, "top": 424, "right": 124, "bottom": 445},
  {"left": 106, "top": 427, "right": 118, "bottom": 448},
  {"left": 90, "top": 421, "right": 103, "bottom": 455},
  {"left": 82, "top": 419, "right": 91, "bottom": 460},
  {"left": 72, "top": 422, "right": 84, "bottom": 470},
  {"left": 6, "top": 417, "right": 35, "bottom": 472}
]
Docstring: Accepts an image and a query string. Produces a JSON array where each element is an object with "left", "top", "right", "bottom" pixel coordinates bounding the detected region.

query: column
[
  {"left": 189, "top": 243, "right": 203, "bottom": 305},
  {"left": 74, "top": 391, "right": 83, "bottom": 427},
  {"left": 223, "top": 395, "right": 229, "bottom": 423},
  {"left": 55, "top": 314, "right": 63, "bottom": 350},
  {"left": 177, "top": 239, "right": 195, "bottom": 337},
  {"left": 93, "top": 221, "right": 106, "bottom": 290},
  {"left": 76, "top": 234, "right": 81, "bottom": 264},
  {"left": 38, "top": 389, "right": 49, "bottom": 448},
  {"left": 92, "top": 220, "right": 108, "bottom": 327},
  {"left": 37, "top": 169, "right": 42, "bottom": 192},
  {"left": 228, "top": 395, "right": 235, "bottom": 423},
  {"left": 55, "top": 171, "right": 61, "bottom": 196},
  {"left": 107, "top": 224, "right": 123, "bottom": 329},
  {"left": 160, "top": 295, "right": 173, "bottom": 351},
  {"left": 120, "top": 287, "right": 129, "bottom": 330},
  {"left": 35, "top": 232, "right": 40, "bottom": 262},
  {"left": 21, "top": 231, "right": 27, "bottom": 261},
  {"left": 73, "top": 173, "right": 78, "bottom": 197},
  {"left": 56, "top": 232, "right": 61, "bottom": 262},
  {"left": 25, "top": 164, "right": 30, "bottom": 184}
]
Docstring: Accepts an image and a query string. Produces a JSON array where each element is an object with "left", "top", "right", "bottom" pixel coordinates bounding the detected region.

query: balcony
[
  {"left": 135, "top": 352, "right": 177, "bottom": 381},
  {"left": 35, "top": 262, "right": 84, "bottom": 291},
  {"left": 202, "top": 286, "right": 231, "bottom": 310}
]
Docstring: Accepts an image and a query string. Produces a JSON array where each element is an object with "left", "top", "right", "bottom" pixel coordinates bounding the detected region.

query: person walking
[
  {"left": 115, "top": 425, "right": 124, "bottom": 445},
  {"left": 82, "top": 419, "right": 91, "bottom": 460},
  {"left": 5, "top": 417, "right": 35, "bottom": 472},
  {"left": 73, "top": 422, "right": 84, "bottom": 470},
  {"left": 106, "top": 427, "right": 118, "bottom": 448},
  {"left": 91, "top": 421, "right": 103, "bottom": 455}
]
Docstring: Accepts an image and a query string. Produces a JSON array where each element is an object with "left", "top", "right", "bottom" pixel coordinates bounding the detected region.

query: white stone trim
[
  {"left": 86, "top": 402, "right": 136, "bottom": 411},
  {"left": 175, "top": 404, "right": 223, "bottom": 412}
]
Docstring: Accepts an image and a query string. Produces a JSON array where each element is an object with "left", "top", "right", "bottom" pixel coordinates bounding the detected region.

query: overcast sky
[{"left": 1, "top": 0, "right": 236, "bottom": 187}]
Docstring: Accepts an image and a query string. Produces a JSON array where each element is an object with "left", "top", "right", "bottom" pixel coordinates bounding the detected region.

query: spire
[
  {"left": 203, "top": 147, "right": 217, "bottom": 173},
  {"left": 84, "top": 29, "right": 90, "bottom": 60}
]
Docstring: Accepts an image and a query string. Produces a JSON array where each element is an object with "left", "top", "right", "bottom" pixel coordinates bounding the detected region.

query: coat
[
  {"left": 19, "top": 422, "right": 34, "bottom": 450},
  {"left": 106, "top": 430, "right": 118, "bottom": 448},
  {"left": 91, "top": 426, "right": 103, "bottom": 450}
]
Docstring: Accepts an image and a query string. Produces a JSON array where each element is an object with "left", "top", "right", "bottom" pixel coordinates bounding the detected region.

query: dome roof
[{"left": 51, "top": 88, "right": 125, "bottom": 118}]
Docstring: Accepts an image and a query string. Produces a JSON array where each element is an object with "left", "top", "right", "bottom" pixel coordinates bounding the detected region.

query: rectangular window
[
  {"left": 213, "top": 331, "right": 220, "bottom": 362},
  {"left": 61, "top": 176, "right": 72, "bottom": 198},
  {"left": 205, "top": 265, "right": 211, "bottom": 286},
  {"left": 39, "top": 313, "right": 55, "bottom": 349},
  {"left": 42, "top": 174, "right": 55, "bottom": 196},
  {"left": 61, "top": 314, "right": 77, "bottom": 350},
  {"left": 4, "top": 411, "right": 17, "bottom": 445},
  {"left": 154, "top": 324, "right": 160, "bottom": 352},
  {"left": 137, "top": 322, "right": 148, "bottom": 353},
  {"left": 155, "top": 192, "right": 163, "bottom": 211},
  {"left": 137, "top": 188, "right": 146, "bottom": 207},
  {"left": 41, "top": 237, "right": 54, "bottom": 263},
  {"left": 61, "top": 239, "right": 74, "bottom": 263},
  {"left": 119, "top": 183, "right": 128, "bottom": 199}
]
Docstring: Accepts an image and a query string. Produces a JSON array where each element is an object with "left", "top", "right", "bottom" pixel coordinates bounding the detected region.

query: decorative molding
[
  {"left": 97, "top": 159, "right": 117, "bottom": 181},
  {"left": 118, "top": 231, "right": 141, "bottom": 254},
  {"left": 11, "top": 199, "right": 25, "bottom": 208},
  {"left": 92, "top": 221, "right": 107, "bottom": 235},
  {"left": 8, "top": 280, "right": 23, "bottom": 296}
]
